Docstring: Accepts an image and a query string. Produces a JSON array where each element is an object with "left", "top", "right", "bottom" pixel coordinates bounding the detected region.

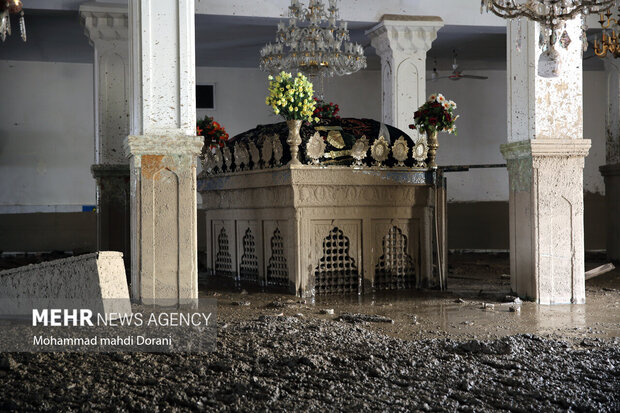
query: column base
[
  {"left": 125, "top": 134, "right": 203, "bottom": 305},
  {"left": 91, "top": 164, "right": 131, "bottom": 281},
  {"left": 501, "top": 139, "right": 591, "bottom": 305},
  {"left": 600, "top": 163, "right": 620, "bottom": 263}
]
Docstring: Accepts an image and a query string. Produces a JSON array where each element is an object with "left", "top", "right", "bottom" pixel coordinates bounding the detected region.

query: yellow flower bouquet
[{"left": 265, "top": 71, "right": 318, "bottom": 123}]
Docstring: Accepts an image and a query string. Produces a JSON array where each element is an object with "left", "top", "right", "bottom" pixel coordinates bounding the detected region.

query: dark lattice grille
[
  {"left": 267, "top": 228, "right": 289, "bottom": 287},
  {"left": 314, "top": 227, "right": 360, "bottom": 295},
  {"left": 215, "top": 227, "right": 233, "bottom": 278},
  {"left": 239, "top": 228, "right": 260, "bottom": 283},
  {"left": 374, "top": 226, "right": 417, "bottom": 290}
]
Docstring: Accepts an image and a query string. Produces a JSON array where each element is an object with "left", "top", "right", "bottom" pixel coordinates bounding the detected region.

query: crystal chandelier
[
  {"left": 0, "top": 0, "right": 26, "bottom": 42},
  {"left": 259, "top": 0, "right": 367, "bottom": 78},
  {"left": 594, "top": 5, "right": 620, "bottom": 58},
  {"left": 481, "top": 1, "right": 614, "bottom": 76}
]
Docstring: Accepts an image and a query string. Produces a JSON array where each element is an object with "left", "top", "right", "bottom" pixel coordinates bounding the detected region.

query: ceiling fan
[{"left": 432, "top": 50, "right": 489, "bottom": 81}]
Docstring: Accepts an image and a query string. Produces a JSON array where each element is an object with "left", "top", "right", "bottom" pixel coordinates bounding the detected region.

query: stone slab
[{"left": 0, "top": 251, "right": 131, "bottom": 316}]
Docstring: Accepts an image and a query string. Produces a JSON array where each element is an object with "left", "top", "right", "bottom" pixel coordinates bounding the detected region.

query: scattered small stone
[
  {"left": 481, "top": 303, "right": 495, "bottom": 310},
  {"left": 232, "top": 300, "right": 251, "bottom": 306},
  {"left": 337, "top": 313, "right": 394, "bottom": 324},
  {"left": 0, "top": 355, "right": 15, "bottom": 371},
  {"left": 295, "top": 313, "right": 304, "bottom": 318},
  {"left": 320, "top": 309, "right": 334, "bottom": 315},
  {"left": 411, "top": 315, "right": 419, "bottom": 325},
  {"left": 500, "top": 274, "right": 511, "bottom": 279},
  {"left": 504, "top": 295, "right": 523, "bottom": 304},
  {"left": 267, "top": 299, "right": 298, "bottom": 309},
  {"left": 509, "top": 306, "right": 521, "bottom": 313},
  {"left": 240, "top": 289, "right": 249, "bottom": 295},
  {"left": 460, "top": 321, "right": 475, "bottom": 326},
  {"left": 212, "top": 292, "right": 221, "bottom": 297},
  {"left": 368, "top": 367, "right": 382, "bottom": 377},
  {"left": 455, "top": 298, "right": 466, "bottom": 303},
  {"left": 258, "top": 313, "right": 288, "bottom": 322},
  {"left": 267, "top": 300, "right": 285, "bottom": 309}
]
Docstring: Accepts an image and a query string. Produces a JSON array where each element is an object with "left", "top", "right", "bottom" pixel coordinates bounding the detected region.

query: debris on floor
[
  {"left": 337, "top": 313, "right": 394, "bottom": 324},
  {"left": 1, "top": 318, "right": 617, "bottom": 412},
  {"left": 585, "top": 263, "right": 616, "bottom": 280}
]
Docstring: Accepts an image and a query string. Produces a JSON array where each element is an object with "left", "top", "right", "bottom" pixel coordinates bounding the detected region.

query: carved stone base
[
  {"left": 600, "top": 163, "right": 620, "bottom": 263},
  {"left": 199, "top": 166, "right": 447, "bottom": 296},
  {"left": 91, "top": 164, "right": 130, "bottom": 281},
  {"left": 125, "top": 135, "right": 203, "bottom": 305},
  {"left": 501, "top": 139, "right": 591, "bottom": 305}
]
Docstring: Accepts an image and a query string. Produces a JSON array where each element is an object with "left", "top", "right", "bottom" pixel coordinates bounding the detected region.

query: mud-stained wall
[
  {"left": 0, "top": 61, "right": 608, "bottom": 252},
  {"left": 0, "top": 63, "right": 606, "bottom": 209},
  {"left": 0, "top": 60, "right": 96, "bottom": 208}
]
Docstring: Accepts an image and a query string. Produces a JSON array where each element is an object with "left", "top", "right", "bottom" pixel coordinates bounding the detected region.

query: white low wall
[{"left": 0, "top": 251, "right": 130, "bottom": 316}]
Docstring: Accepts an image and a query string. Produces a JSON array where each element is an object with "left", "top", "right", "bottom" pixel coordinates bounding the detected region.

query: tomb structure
[{"left": 198, "top": 119, "right": 447, "bottom": 296}]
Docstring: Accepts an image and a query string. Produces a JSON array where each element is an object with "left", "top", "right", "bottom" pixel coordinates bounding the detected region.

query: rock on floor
[{"left": 0, "top": 317, "right": 618, "bottom": 412}]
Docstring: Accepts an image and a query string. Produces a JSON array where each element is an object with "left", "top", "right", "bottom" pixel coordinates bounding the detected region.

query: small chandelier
[
  {"left": 0, "top": 0, "right": 26, "bottom": 42},
  {"left": 594, "top": 5, "right": 620, "bottom": 58},
  {"left": 481, "top": 1, "right": 614, "bottom": 76},
  {"left": 259, "top": 0, "right": 367, "bottom": 78}
]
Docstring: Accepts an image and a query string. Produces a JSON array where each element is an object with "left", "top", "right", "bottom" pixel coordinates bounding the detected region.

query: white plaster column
[
  {"left": 366, "top": 15, "right": 444, "bottom": 137},
  {"left": 600, "top": 59, "right": 620, "bottom": 263},
  {"left": 80, "top": 2, "right": 131, "bottom": 274},
  {"left": 500, "top": 18, "right": 591, "bottom": 304},
  {"left": 125, "top": 0, "right": 203, "bottom": 305},
  {"left": 80, "top": 2, "right": 129, "bottom": 165}
]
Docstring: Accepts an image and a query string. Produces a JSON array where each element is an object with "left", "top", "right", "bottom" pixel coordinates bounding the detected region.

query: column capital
[
  {"left": 80, "top": 2, "right": 128, "bottom": 45},
  {"left": 501, "top": 139, "right": 592, "bottom": 160},
  {"left": 365, "top": 15, "right": 443, "bottom": 135},
  {"left": 124, "top": 135, "right": 204, "bottom": 158},
  {"left": 366, "top": 15, "right": 444, "bottom": 57}
]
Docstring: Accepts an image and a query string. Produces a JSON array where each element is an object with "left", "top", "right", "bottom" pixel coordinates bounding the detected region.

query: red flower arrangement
[
  {"left": 409, "top": 93, "right": 458, "bottom": 135},
  {"left": 197, "top": 116, "right": 229, "bottom": 148},
  {"left": 313, "top": 98, "right": 340, "bottom": 121}
]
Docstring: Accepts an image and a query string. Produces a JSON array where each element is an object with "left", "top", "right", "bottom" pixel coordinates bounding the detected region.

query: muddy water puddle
[{"left": 201, "top": 266, "right": 620, "bottom": 342}]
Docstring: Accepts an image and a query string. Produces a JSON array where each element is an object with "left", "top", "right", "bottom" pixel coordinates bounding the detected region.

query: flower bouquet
[
  {"left": 313, "top": 98, "right": 340, "bottom": 122},
  {"left": 409, "top": 93, "right": 459, "bottom": 168},
  {"left": 265, "top": 71, "right": 318, "bottom": 164},
  {"left": 197, "top": 116, "right": 229, "bottom": 151}
]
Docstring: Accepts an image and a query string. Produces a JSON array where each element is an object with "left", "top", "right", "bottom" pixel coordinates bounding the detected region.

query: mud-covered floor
[{"left": 1, "top": 253, "right": 619, "bottom": 412}]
